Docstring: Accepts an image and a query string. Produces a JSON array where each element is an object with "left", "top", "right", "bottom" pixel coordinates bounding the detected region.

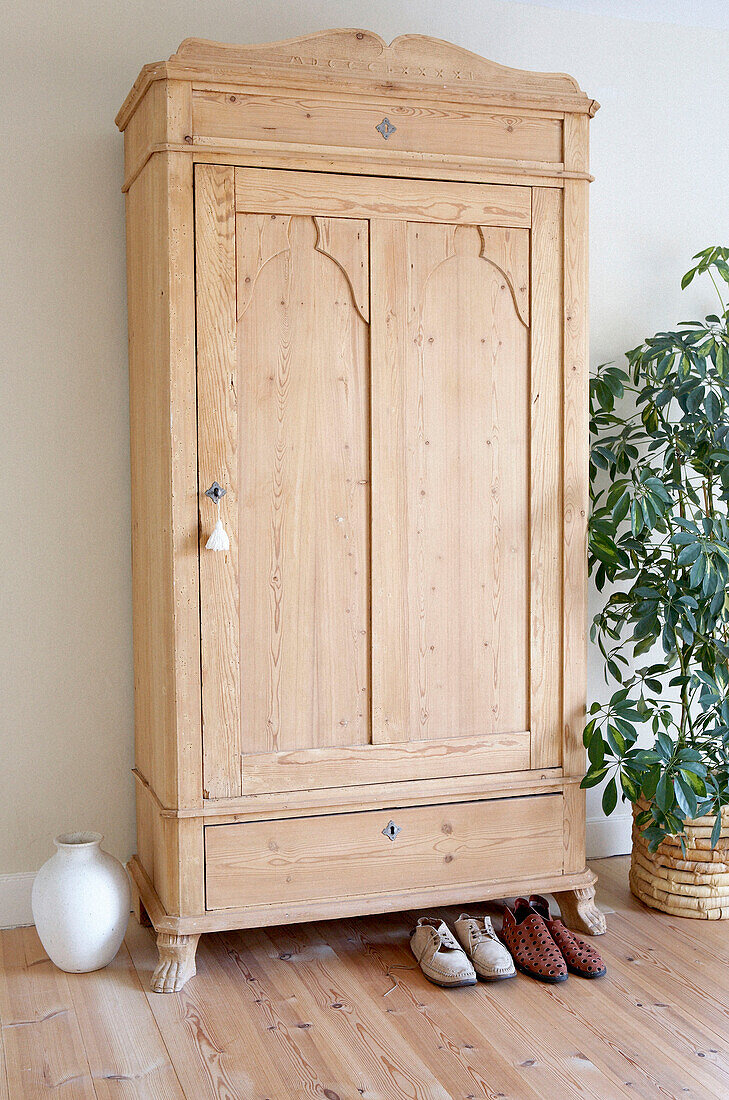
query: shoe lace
[{"left": 471, "top": 923, "right": 497, "bottom": 944}]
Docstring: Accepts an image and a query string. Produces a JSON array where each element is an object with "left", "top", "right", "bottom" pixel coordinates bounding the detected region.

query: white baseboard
[
  {"left": 0, "top": 872, "right": 35, "bottom": 929},
  {"left": 587, "top": 812, "right": 632, "bottom": 859}
]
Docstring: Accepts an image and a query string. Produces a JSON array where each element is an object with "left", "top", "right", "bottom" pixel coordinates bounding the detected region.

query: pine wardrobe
[{"left": 117, "top": 30, "right": 604, "bottom": 992}]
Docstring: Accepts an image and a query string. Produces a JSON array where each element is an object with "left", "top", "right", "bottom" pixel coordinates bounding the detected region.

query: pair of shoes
[
  {"left": 500, "top": 895, "right": 607, "bottom": 984},
  {"left": 410, "top": 914, "right": 516, "bottom": 988}
]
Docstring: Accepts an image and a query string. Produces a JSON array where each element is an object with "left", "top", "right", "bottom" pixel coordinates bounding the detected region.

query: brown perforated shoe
[
  {"left": 499, "top": 899, "right": 568, "bottom": 983},
  {"left": 529, "top": 894, "right": 607, "bottom": 979}
]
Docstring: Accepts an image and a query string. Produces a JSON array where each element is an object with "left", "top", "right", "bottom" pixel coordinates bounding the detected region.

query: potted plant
[{"left": 585, "top": 247, "right": 729, "bottom": 918}]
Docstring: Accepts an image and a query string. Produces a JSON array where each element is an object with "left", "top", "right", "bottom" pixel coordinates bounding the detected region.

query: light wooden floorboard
[
  {"left": 0, "top": 926, "right": 96, "bottom": 1099},
  {"left": 2, "top": 858, "right": 729, "bottom": 1098},
  {"left": 0, "top": 926, "right": 183, "bottom": 1099},
  {"left": 63, "top": 942, "right": 184, "bottom": 1098},
  {"left": 0, "top": 1017, "right": 9, "bottom": 1100}
]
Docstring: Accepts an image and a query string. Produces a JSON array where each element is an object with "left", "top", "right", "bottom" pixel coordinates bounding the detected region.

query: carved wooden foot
[
  {"left": 554, "top": 871, "right": 607, "bottom": 936},
  {"left": 152, "top": 932, "right": 200, "bottom": 993}
]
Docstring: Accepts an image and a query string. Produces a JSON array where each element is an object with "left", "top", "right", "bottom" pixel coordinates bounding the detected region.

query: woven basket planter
[{"left": 630, "top": 803, "right": 729, "bottom": 919}]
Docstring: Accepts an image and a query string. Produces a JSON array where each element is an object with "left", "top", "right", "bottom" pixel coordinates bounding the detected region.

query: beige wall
[{"left": 2, "top": 0, "right": 728, "bottom": 881}]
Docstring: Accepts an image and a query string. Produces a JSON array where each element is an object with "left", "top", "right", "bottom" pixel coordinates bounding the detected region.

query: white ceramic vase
[{"left": 31, "top": 832, "right": 131, "bottom": 973}]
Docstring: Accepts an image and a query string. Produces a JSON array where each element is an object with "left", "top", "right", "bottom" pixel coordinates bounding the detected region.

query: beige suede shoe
[
  {"left": 410, "top": 918, "right": 477, "bottom": 987},
  {"left": 454, "top": 914, "right": 516, "bottom": 981}
]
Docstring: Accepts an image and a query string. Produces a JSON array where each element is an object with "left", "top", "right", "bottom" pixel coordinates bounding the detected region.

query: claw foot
[
  {"left": 151, "top": 932, "right": 200, "bottom": 993},
  {"left": 554, "top": 872, "right": 607, "bottom": 936}
]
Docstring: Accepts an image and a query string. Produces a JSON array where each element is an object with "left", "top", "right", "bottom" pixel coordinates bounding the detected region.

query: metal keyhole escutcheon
[
  {"left": 376, "top": 117, "right": 396, "bottom": 140},
  {"left": 205, "top": 481, "right": 226, "bottom": 503},
  {"left": 382, "top": 820, "right": 402, "bottom": 841}
]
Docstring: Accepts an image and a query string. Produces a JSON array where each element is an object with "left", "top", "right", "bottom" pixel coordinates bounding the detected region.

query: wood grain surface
[
  {"left": 194, "top": 88, "right": 563, "bottom": 164},
  {"left": 196, "top": 164, "right": 241, "bottom": 800},
  {"left": 5, "top": 859, "right": 729, "bottom": 1098},
  {"left": 372, "top": 220, "right": 529, "bottom": 744},
  {"left": 238, "top": 212, "right": 370, "bottom": 756},
  {"left": 239, "top": 732, "right": 530, "bottom": 795},
  {"left": 234, "top": 167, "right": 532, "bottom": 227},
  {"left": 117, "top": 30, "right": 596, "bottom": 135},
  {"left": 204, "top": 793, "right": 563, "bottom": 910},
  {"left": 529, "top": 187, "right": 563, "bottom": 769},
  {"left": 562, "top": 177, "right": 590, "bottom": 779}
]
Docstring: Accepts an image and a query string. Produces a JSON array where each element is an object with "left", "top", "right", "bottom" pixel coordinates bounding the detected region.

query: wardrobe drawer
[
  {"left": 204, "top": 794, "right": 563, "bottom": 911},
  {"left": 192, "top": 89, "right": 564, "bottom": 165}
]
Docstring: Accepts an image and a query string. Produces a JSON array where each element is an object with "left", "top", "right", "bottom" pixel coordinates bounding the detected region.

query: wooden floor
[{"left": 0, "top": 856, "right": 727, "bottom": 1099}]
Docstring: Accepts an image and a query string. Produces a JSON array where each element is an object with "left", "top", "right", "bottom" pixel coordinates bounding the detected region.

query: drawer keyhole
[
  {"left": 382, "top": 820, "right": 402, "bottom": 842},
  {"left": 375, "top": 117, "right": 396, "bottom": 140}
]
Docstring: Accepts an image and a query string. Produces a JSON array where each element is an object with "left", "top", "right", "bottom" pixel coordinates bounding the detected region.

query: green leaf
[
  {"left": 621, "top": 770, "right": 640, "bottom": 802},
  {"left": 712, "top": 811, "right": 722, "bottom": 848},
  {"left": 630, "top": 500, "right": 644, "bottom": 536},
  {"left": 581, "top": 767, "right": 608, "bottom": 789},
  {"left": 607, "top": 658, "right": 623, "bottom": 683},
  {"left": 674, "top": 776, "right": 698, "bottom": 819},
  {"left": 706, "top": 390, "right": 721, "bottom": 423},
  {"left": 605, "top": 724, "right": 626, "bottom": 755},
  {"left": 602, "top": 777, "right": 618, "bottom": 816},
  {"left": 680, "top": 768, "right": 707, "bottom": 796},
  {"left": 646, "top": 765, "right": 659, "bottom": 800},
  {"left": 614, "top": 717, "right": 639, "bottom": 742},
  {"left": 656, "top": 731, "right": 674, "bottom": 760},
  {"left": 634, "top": 634, "right": 656, "bottom": 657},
  {"left": 677, "top": 542, "right": 701, "bottom": 567},
  {"left": 690, "top": 552, "right": 707, "bottom": 588},
  {"left": 588, "top": 735, "right": 605, "bottom": 767},
  {"left": 641, "top": 406, "right": 659, "bottom": 434},
  {"left": 613, "top": 490, "right": 631, "bottom": 525},
  {"left": 655, "top": 771, "right": 672, "bottom": 812}
]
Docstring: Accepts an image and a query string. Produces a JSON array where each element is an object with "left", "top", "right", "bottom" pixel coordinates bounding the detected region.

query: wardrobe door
[
  {"left": 196, "top": 165, "right": 370, "bottom": 798},
  {"left": 197, "top": 164, "right": 556, "bottom": 799},
  {"left": 371, "top": 195, "right": 562, "bottom": 768}
]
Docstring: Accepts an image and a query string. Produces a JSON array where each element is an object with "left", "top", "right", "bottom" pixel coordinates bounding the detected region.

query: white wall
[{"left": 2, "top": 0, "right": 728, "bottom": 919}]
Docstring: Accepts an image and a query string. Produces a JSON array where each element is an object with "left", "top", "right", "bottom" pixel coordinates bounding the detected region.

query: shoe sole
[
  {"left": 476, "top": 971, "right": 516, "bottom": 982},
  {"left": 566, "top": 965, "right": 606, "bottom": 979},
  {"left": 421, "top": 975, "right": 478, "bottom": 988},
  {"left": 513, "top": 960, "right": 568, "bottom": 984}
]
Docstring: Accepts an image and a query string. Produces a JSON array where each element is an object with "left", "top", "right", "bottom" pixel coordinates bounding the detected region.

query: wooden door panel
[
  {"left": 197, "top": 165, "right": 240, "bottom": 799},
  {"left": 238, "top": 213, "right": 370, "bottom": 756},
  {"left": 372, "top": 220, "right": 530, "bottom": 744},
  {"left": 530, "top": 188, "right": 564, "bottom": 768},
  {"left": 239, "top": 731, "right": 531, "bottom": 794},
  {"left": 234, "top": 167, "right": 531, "bottom": 227}
]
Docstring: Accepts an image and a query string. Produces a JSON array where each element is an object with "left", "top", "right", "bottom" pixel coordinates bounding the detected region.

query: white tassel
[
  {"left": 204, "top": 485, "right": 230, "bottom": 551},
  {"left": 206, "top": 516, "right": 230, "bottom": 552}
]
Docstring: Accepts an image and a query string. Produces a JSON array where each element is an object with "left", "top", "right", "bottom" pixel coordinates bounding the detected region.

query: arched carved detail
[
  {"left": 313, "top": 217, "right": 369, "bottom": 322},
  {"left": 237, "top": 213, "right": 291, "bottom": 319},
  {"left": 238, "top": 215, "right": 370, "bottom": 325},
  {"left": 413, "top": 224, "right": 529, "bottom": 329},
  {"left": 478, "top": 226, "right": 530, "bottom": 328}
]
